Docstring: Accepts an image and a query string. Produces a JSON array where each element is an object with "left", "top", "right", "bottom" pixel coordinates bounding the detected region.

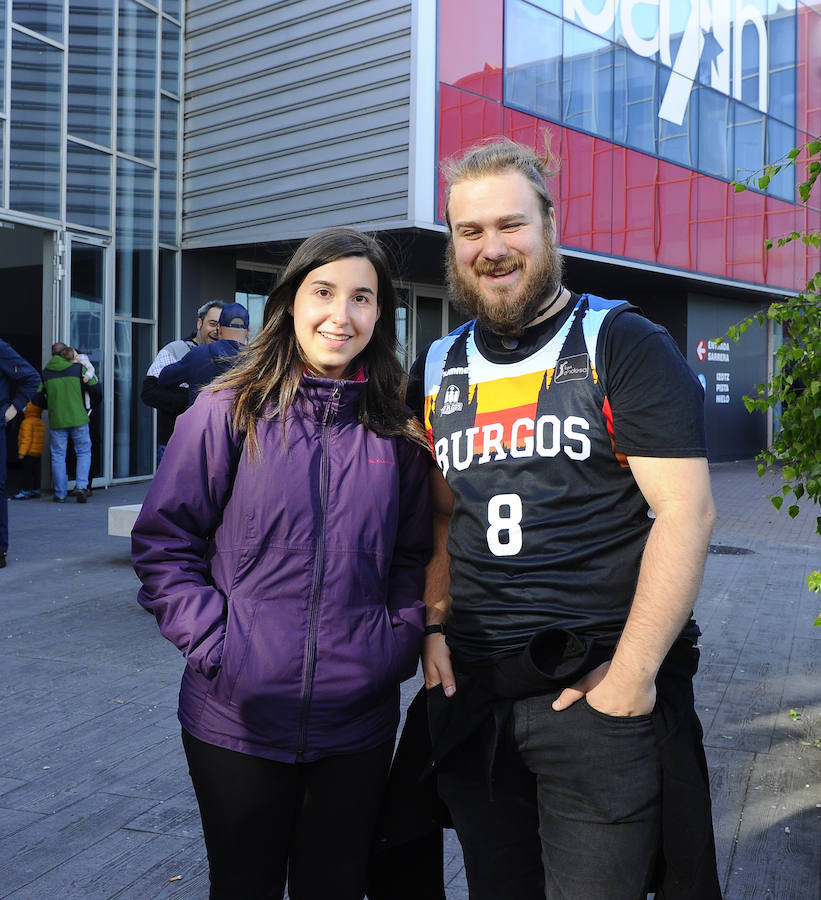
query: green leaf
[
  {"left": 765, "top": 238, "right": 773, "bottom": 251},
  {"left": 783, "top": 465, "right": 797, "bottom": 481},
  {"left": 771, "top": 495, "right": 784, "bottom": 511},
  {"left": 733, "top": 182, "right": 747, "bottom": 193},
  {"left": 808, "top": 140, "right": 821, "bottom": 156},
  {"left": 788, "top": 505, "right": 800, "bottom": 519},
  {"left": 758, "top": 174, "right": 771, "bottom": 190},
  {"left": 788, "top": 147, "right": 801, "bottom": 160}
]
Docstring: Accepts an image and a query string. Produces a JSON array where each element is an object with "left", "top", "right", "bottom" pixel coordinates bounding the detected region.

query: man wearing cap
[
  {"left": 141, "top": 300, "right": 225, "bottom": 462},
  {"left": 158, "top": 302, "right": 250, "bottom": 407}
]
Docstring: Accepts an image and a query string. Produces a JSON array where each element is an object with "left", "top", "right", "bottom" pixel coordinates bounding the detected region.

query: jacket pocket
[{"left": 209, "top": 600, "right": 258, "bottom": 706}]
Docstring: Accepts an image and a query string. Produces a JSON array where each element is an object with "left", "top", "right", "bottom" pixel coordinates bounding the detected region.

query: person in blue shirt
[
  {"left": 0, "top": 338, "right": 40, "bottom": 567},
  {"left": 158, "top": 303, "right": 250, "bottom": 407}
]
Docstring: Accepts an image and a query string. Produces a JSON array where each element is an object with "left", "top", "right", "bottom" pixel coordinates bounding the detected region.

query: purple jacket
[{"left": 132, "top": 376, "right": 432, "bottom": 762}]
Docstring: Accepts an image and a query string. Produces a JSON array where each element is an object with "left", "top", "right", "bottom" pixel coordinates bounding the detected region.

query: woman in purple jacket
[{"left": 132, "top": 227, "right": 432, "bottom": 900}]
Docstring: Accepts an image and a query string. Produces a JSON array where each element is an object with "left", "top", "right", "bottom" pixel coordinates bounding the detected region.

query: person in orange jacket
[{"left": 13, "top": 402, "right": 46, "bottom": 499}]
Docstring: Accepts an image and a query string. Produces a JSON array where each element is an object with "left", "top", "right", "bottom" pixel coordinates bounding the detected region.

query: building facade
[
  {"left": 2, "top": 0, "right": 818, "bottom": 484},
  {"left": 1, "top": 0, "right": 182, "bottom": 483}
]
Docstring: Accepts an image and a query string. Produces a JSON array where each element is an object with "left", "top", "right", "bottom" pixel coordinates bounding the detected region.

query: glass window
[
  {"left": 12, "top": 0, "right": 63, "bottom": 40},
  {"left": 657, "top": 67, "right": 695, "bottom": 169},
  {"left": 116, "top": 157, "right": 154, "bottom": 318},
  {"left": 563, "top": 21, "right": 613, "bottom": 139},
  {"left": 766, "top": 119, "right": 796, "bottom": 202},
  {"left": 448, "top": 302, "right": 470, "bottom": 333},
  {"left": 613, "top": 47, "right": 656, "bottom": 154},
  {"left": 117, "top": 0, "right": 157, "bottom": 162},
  {"left": 697, "top": 87, "right": 732, "bottom": 180},
  {"left": 159, "top": 96, "right": 179, "bottom": 245},
  {"left": 769, "top": 14, "right": 796, "bottom": 127},
  {"left": 113, "top": 319, "right": 154, "bottom": 477},
  {"left": 0, "top": 0, "right": 5, "bottom": 113},
  {"left": 161, "top": 17, "right": 180, "bottom": 96},
  {"left": 9, "top": 32, "right": 62, "bottom": 219},
  {"left": 68, "top": 0, "right": 114, "bottom": 147},
  {"left": 564, "top": 0, "right": 613, "bottom": 40},
  {"left": 67, "top": 141, "right": 111, "bottom": 230},
  {"left": 163, "top": 0, "right": 181, "bottom": 20},
  {"left": 158, "top": 248, "right": 177, "bottom": 348},
  {"left": 521, "top": 0, "right": 559, "bottom": 12},
  {"left": 70, "top": 243, "right": 106, "bottom": 483},
  {"left": 614, "top": 0, "right": 658, "bottom": 49},
  {"left": 739, "top": 21, "right": 764, "bottom": 109},
  {"left": 731, "top": 104, "right": 764, "bottom": 183},
  {"left": 504, "top": 1, "right": 562, "bottom": 123},
  {"left": 237, "top": 267, "right": 276, "bottom": 339},
  {"left": 415, "top": 296, "right": 444, "bottom": 355},
  {"left": 395, "top": 303, "right": 409, "bottom": 369}
]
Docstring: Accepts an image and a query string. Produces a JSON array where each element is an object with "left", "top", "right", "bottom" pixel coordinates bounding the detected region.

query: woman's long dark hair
[{"left": 211, "top": 227, "right": 425, "bottom": 457}]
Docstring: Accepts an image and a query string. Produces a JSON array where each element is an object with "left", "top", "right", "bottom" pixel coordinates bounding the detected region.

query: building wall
[
  {"left": 183, "top": 0, "right": 414, "bottom": 247},
  {"left": 436, "top": 0, "right": 821, "bottom": 294}
]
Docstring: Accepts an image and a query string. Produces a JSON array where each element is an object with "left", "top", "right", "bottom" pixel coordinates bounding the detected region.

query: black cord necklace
[{"left": 500, "top": 286, "right": 564, "bottom": 350}]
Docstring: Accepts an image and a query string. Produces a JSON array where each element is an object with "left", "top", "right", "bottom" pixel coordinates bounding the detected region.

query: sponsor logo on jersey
[
  {"left": 440, "top": 383, "right": 464, "bottom": 415},
  {"left": 554, "top": 353, "right": 589, "bottom": 383}
]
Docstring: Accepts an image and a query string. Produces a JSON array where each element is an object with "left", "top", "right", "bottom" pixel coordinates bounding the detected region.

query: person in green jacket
[{"left": 40, "top": 342, "right": 101, "bottom": 503}]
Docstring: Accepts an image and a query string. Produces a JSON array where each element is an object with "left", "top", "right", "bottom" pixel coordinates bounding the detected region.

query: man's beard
[{"left": 446, "top": 235, "right": 563, "bottom": 336}]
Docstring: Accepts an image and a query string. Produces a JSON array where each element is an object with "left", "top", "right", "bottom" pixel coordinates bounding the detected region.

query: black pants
[
  {"left": 21, "top": 455, "right": 41, "bottom": 493},
  {"left": 436, "top": 688, "right": 661, "bottom": 900},
  {"left": 181, "top": 728, "right": 394, "bottom": 900}
]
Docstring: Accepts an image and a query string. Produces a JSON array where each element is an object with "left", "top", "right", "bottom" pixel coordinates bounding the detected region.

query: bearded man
[{"left": 406, "top": 140, "right": 721, "bottom": 899}]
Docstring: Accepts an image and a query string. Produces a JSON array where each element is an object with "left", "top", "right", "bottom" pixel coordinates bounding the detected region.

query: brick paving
[{"left": 0, "top": 459, "right": 818, "bottom": 898}]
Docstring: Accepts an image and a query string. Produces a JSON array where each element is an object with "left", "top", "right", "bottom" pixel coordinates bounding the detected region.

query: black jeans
[
  {"left": 436, "top": 689, "right": 661, "bottom": 900},
  {"left": 182, "top": 728, "right": 394, "bottom": 900}
]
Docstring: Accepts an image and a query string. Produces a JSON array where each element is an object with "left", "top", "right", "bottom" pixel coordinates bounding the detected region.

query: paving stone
[{"left": 0, "top": 464, "right": 817, "bottom": 899}]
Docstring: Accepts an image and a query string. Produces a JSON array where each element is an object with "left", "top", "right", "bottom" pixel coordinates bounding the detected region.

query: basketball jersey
[{"left": 422, "top": 294, "right": 653, "bottom": 665}]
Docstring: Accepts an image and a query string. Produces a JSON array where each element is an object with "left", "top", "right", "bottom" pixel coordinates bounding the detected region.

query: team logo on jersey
[
  {"left": 440, "top": 384, "right": 464, "bottom": 415},
  {"left": 554, "top": 353, "right": 589, "bottom": 383}
]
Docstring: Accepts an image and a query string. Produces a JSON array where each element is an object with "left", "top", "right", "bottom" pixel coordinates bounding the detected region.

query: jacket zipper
[{"left": 296, "top": 384, "right": 341, "bottom": 757}]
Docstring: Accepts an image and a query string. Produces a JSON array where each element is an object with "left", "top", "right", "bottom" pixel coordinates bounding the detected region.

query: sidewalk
[{"left": 0, "top": 460, "right": 818, "bottom": 899}]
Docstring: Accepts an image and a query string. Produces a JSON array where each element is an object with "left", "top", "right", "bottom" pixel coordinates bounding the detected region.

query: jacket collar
[{"left": 296, "top": 371, "right": 367, "bottom": 423}]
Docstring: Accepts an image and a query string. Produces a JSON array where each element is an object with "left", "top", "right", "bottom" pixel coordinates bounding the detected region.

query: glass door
[{"left": 67, "top": 237, "right": 109, "bottom": 487}]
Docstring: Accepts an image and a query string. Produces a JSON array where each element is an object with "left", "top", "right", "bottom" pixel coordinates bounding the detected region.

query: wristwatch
[{"left": 423, "top": 623, "right": 446, "bottom": 636}]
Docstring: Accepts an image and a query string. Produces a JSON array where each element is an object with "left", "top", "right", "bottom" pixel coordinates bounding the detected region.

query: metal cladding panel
[{"left": 183, "top": 0, "right": 413, "bottom": 247}]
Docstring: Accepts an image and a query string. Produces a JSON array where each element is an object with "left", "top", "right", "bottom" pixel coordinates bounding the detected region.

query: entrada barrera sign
[{"left": 564, "top": 0, "right": 770, "bottom": 125}]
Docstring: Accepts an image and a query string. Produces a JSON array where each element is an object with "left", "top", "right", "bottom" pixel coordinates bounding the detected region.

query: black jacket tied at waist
[{"left": 368, "top": 632, "right": 721, "bottom": 900}]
